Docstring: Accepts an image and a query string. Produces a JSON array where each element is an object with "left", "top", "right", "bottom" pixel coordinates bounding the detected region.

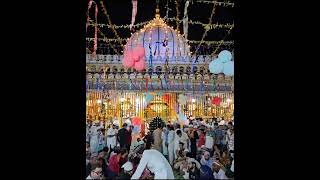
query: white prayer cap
[
  {"left": 94, "top": 120, "right": 99, "bottom": 124},
  {"left": 113, "top": 120, "right": 119, "bottom": 126},
  {"left": 218, "top": 121, "right": 225, "bottom": 126},
  {"left": 124, "top": 119, "right": 131, "bottom": 126},
  {"left": 122, "top": 161, "right": 133, "bottom": 171}
]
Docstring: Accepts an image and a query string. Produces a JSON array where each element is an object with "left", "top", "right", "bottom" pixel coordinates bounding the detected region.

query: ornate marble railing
[
  {"left": 86, "top": 54, "right": 215, "bottom": 64},
  {"left": 86, "top": 79, "right": 233, "bottom": 92},
  {"left": 86, "top": 54, "right": 234, "bottom": 91}
]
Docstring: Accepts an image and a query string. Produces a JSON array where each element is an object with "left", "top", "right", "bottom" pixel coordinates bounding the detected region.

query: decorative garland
[
  {"left": 93, "top": 5, "right": 98, "bottom": 57},
  {"left": 99, "top": 0, "right": 124, "bottom": 47},
  {"left": 96, "top": 27, "right": 120, "bottom": 55},
  {"left": 183, "top": 0, "right": 190, "bottom": 40},
  {"left": 194, "top": 3, "right": 217, "bottom": 56},
  {"left": 86, "top": 0, "right": 94, "bottom": 32},
  {"left": 86, "top": 0, "right": 98, "bottom": 57},
  {"left": 86, "top": 37, "right": 234, "bottom": 46},
  {"left": 87, "top": 37, "right": 232, "bottom": 46},
  {"left": 188, "top": 40, "right": 233, "bottom": 46},
  {"left": 196, "top": 0, "right": 235, "bottom": 7},
  {"left": 130, "top": 0, "right": 138, "bottom": 30},
  {"left": 211, "top": 27, "right": 233, "bottom": 55},
  {"left": 174, "top": 0, "right": 180, "bottom": 30},
  {"left": 88, "top": 19, "right": 233, "bottom": 30},
  {"left": 88, "top": 19, "right": 149, "bottom": 29},
  {"left": 87, "top": 37, "right": 126, "bottom": 42}
]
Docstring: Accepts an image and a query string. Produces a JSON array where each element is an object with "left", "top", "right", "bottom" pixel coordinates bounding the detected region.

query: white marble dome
[{"left": 125, "top": 10, "right": 190, "bottom": 58}]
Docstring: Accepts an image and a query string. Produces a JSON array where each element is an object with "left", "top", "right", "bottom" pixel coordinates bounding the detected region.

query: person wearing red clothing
[
  {"left": 106, "top": 148, "right": 128, "bottom": 179},
  {"left": 197, "top": 129, "right": 206, "bottom": 148}
]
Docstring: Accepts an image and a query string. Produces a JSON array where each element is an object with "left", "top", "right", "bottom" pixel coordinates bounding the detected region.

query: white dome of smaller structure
[{"left": 124, "top": 8, "right": 190, "bottom": 59}]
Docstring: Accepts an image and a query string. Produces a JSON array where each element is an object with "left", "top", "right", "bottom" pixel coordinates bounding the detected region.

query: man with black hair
[
  {"left": 212, "top": 161, "right": 228, "bottom": 179},
  {"left": 214, "top": 122, "right": 219, "bottom": 130},
  {"left": 143, "top": 131, "right": 154, "bottom": 145},
  {"left": 117, "top": 123, "right": 129, "bottom": 150},
  {"left": 186, "top": 152, "right": 201, "bottom": 169},
  {"left": 100, "top": 147, "right": 110, "bottom": 165},
  {"left": 107, "top": 148, "right": 128, "bottom": 179},
  {"left": 214, "top": 122, "right": 225, "bottom": 150},
  {"left": 188, "top": 161, "right": 200, "bottom": 180},
  {"left": 97, "top": 157, "right": 107, "bottom": 178},
  {"left": 126, "top": 125, "right": 133, "bottom": 152},
  {"left": 86, "top": 166, "right": 103, "bottom": 179},
  {"left": 188, "top": 125, "right": 199, "bottom": 158}
]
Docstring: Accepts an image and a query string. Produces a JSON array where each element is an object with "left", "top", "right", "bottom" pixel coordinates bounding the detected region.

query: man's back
[{"left": 118, "top": 128, "right": 128, "bottom": 144}]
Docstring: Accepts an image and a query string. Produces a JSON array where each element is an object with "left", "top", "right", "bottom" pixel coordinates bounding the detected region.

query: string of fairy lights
[
  {"left": 88, "top": 19, "right": 234, "bottom": 30},
  {"left": 86, "top": 0, "right": 234, "bottom": 122},
  {"left": 211, "top": 27, "right": 233, "bottom": 56},
  {"left": 86, "top": 37, "right": 234, "bottom": 46},
  {"left": 99, "top": 0, "right": 124, "bottom": 47},
  {"left": 86, "top": 0, "right": 233, "bottom": 56},
  {"left": 196, "top": 0, "right": 234, "bottom": 7},
  {"left": 194, "top": 3, "right": 217, "bottom": 56},
  {"left": 174, "top": 0, "right": 180, "bottom": 30}
]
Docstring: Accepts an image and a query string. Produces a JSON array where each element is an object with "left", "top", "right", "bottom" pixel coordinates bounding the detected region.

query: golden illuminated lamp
[{"left": 148, "top": 100, "right": 168, "bottom": 113}]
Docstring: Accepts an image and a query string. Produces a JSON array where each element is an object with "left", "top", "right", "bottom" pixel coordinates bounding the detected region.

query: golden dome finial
[{"left": 155, "top": 8, "right": 160, "bottom": 19}]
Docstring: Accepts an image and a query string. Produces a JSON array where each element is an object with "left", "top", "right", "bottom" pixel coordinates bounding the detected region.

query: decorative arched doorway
[{"left": 145, "top": 100, "right": 169, "bottom": 122}]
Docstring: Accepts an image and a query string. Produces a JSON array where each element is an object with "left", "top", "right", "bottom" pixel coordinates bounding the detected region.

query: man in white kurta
[
  {"left": 226, "top": 127, "right": 234, "bottom": 151},
  {"left": 205, "top": 126, "right": 214, "bottom": 150},
  {"left": 174, "top": 129, "right": 189, "bottom": 160},
  {"left": 106, "top": 124, "right": 118, "bottom": 149},
  {"left": 89, "top": 121, "right": 102, "bottom": 153},
  {"left": 131, "top": 149, "right": 175, "bottom": 179},
  {"left": 161, "top": 127, "right": 168, "bottom": 156},
  {"left": 167, "top": 127, "right": 175, "bottom": 165},
  {"left": 212, "top": 162, "right": 229, "bottom": 179}
]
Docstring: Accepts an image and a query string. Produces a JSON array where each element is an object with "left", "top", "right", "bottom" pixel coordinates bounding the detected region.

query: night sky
[{"left": 87, "top": 0, "right": 234, "bottom": 54}]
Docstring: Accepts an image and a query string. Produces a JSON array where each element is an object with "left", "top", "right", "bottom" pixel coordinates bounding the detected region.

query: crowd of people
[{"left": 86, "top": 117, "right": 234, "bottom": 179}]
